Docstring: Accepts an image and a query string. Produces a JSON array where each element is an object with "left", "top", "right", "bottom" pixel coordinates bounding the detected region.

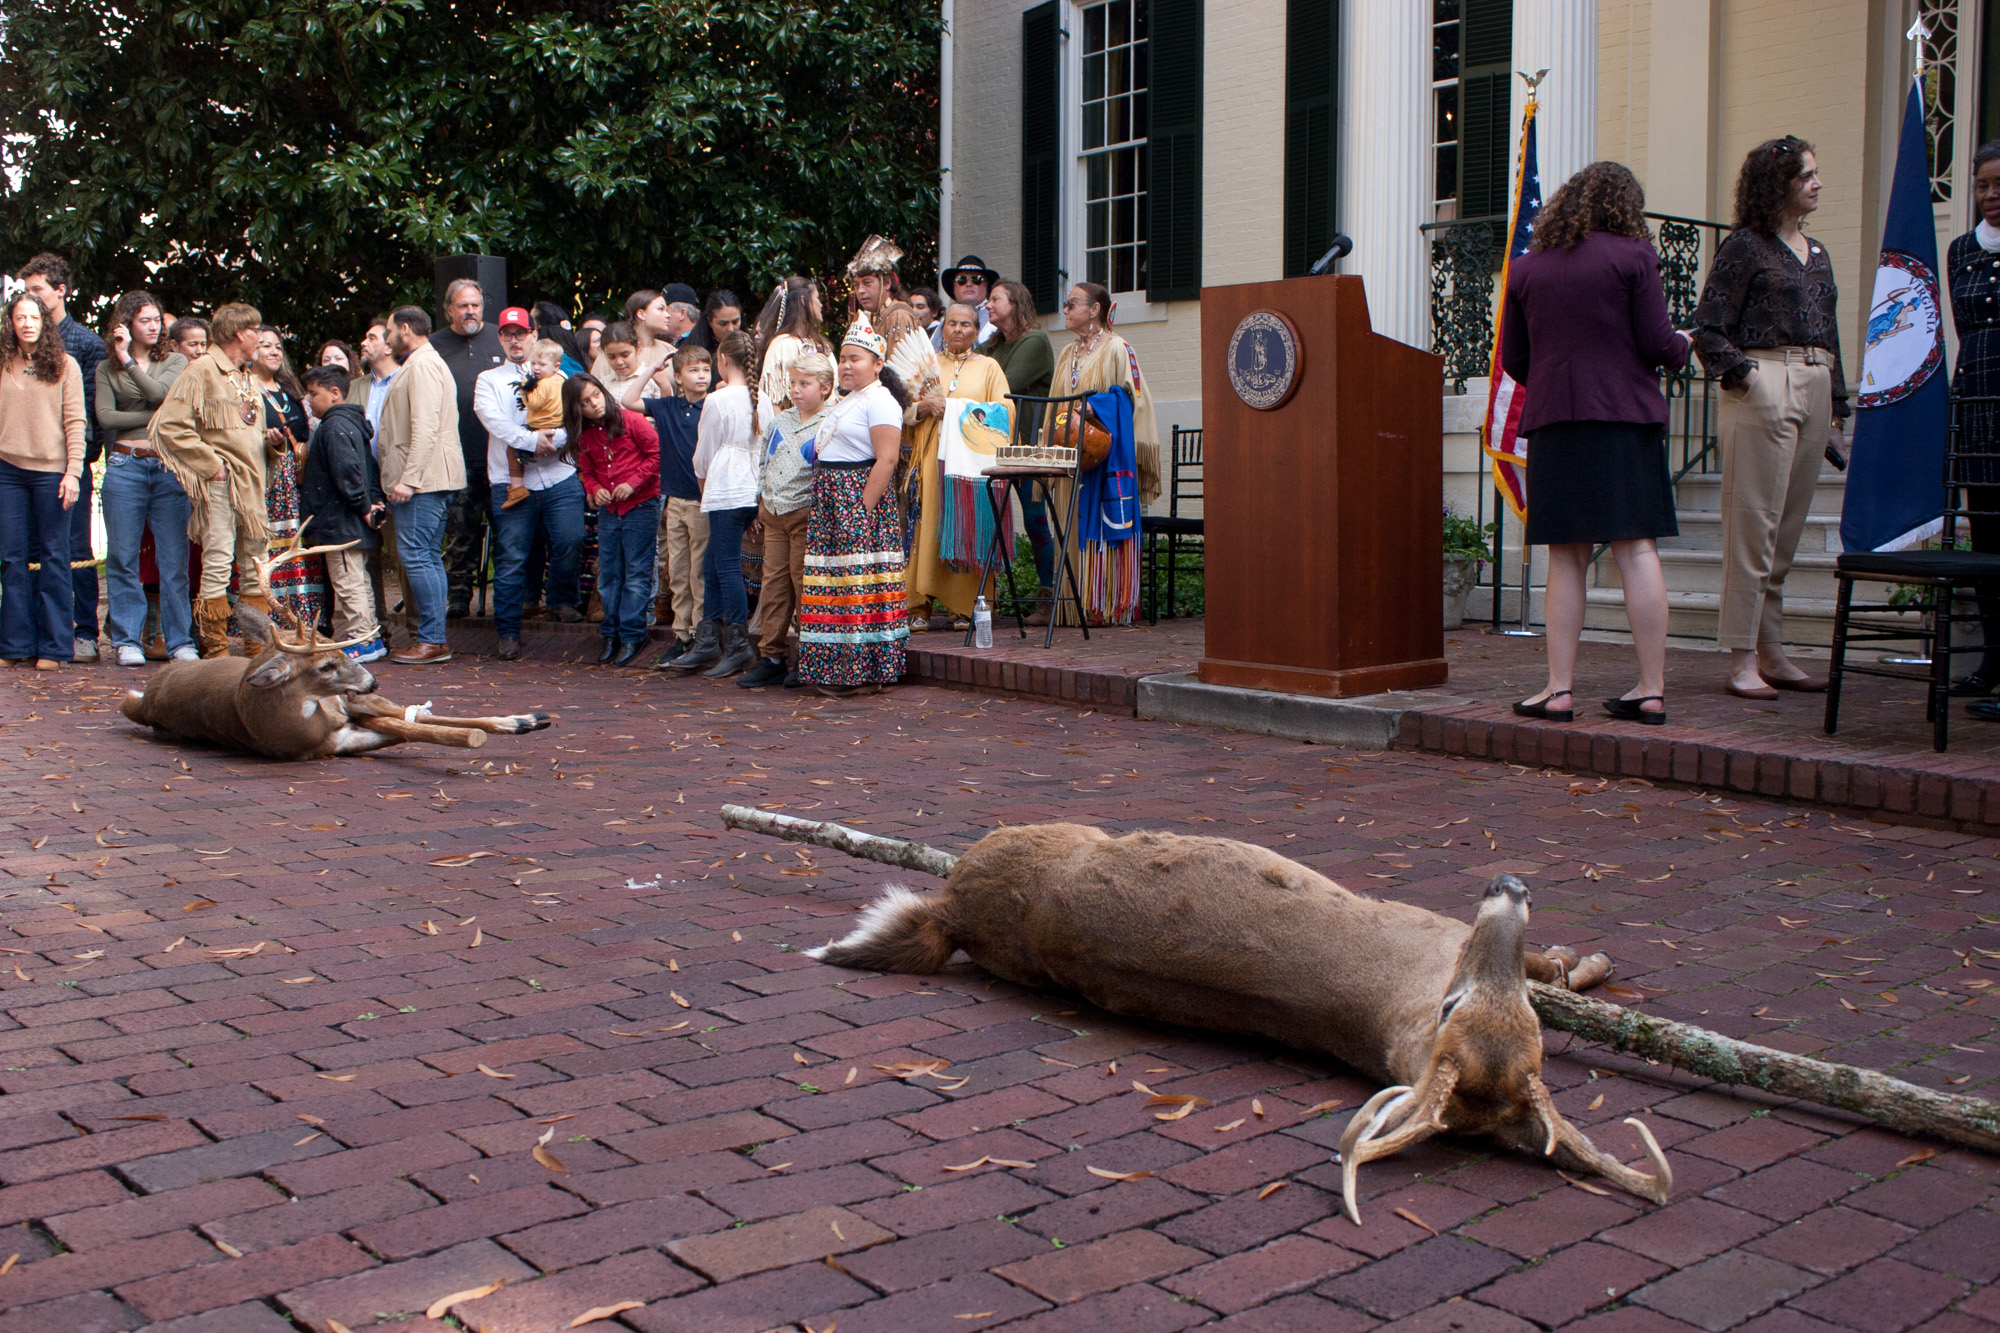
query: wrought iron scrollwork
[{"left": 1423, "top": 216, "right": 1503, "bottom": 394}]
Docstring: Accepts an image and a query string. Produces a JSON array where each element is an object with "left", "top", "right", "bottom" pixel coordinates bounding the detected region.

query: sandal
[
  {"left": 1603, "top": 695, "right": 1666, "bottom": 725},
  {"left": 1513, "top": 689, "right": 1574, "bottom": 722}
]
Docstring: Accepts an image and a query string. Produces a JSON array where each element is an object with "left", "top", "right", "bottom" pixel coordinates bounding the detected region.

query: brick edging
[
  {"left": 1396, "top": 706, "right": 2000, "bottom": 833},
  {"left": 900, "top": 646, "right": 1140, "bottom": 712}
]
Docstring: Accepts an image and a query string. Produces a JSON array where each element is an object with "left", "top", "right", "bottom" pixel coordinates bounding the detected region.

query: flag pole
[{"left": 1495, "top": 69, "right": 1548, "bottom": 639}]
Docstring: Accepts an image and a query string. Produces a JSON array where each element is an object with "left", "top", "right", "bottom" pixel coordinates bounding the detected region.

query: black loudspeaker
[{"left": 433, "top": 255, "right": 508, "bottom": 323}]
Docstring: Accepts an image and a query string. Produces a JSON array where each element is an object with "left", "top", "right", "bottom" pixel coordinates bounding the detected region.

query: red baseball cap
[{"left": 497, "top": 306, "right": 532, "bottom": 331}]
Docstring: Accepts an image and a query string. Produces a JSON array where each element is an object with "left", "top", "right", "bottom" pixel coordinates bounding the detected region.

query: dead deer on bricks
[
  {"left": 806, "top": 822, "right": 1671, "bottom": 1220},
  {"left": 120, "top": 541, "right": 554, "bottom": 760}
]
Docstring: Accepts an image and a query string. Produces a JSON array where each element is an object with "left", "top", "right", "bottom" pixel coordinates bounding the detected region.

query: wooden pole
[
  {"left": 356, "top": 715, "right": 486, "bottom": 749},
  {"left": 719, "top": 805, "right": 2000, "bottom": 1153}
]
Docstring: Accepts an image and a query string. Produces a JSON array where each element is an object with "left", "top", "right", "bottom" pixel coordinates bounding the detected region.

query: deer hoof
[{"left": 1566, "top": 953, "right": 1615, "bottom": 992}]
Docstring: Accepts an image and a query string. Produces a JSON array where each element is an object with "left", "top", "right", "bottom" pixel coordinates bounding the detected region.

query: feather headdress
[{"left": 847, "top": 234, "right": 904, "bottom": 278}]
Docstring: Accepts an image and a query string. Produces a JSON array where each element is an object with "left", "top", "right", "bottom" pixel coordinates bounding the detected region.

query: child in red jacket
[{"left": 566, "top": 374, "right": 660, "bottom": 666}]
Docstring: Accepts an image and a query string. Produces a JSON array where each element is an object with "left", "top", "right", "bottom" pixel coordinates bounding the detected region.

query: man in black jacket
[
  {"left": 430, "top": 279, "right": 506, "bottom": 618},
  {"left": 299, "top": 366, "right": 389, "bottom": 661}
]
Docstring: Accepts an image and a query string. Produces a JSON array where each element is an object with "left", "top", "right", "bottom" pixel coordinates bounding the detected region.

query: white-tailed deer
[
  {"left": 120, "top": 542, "right": 553, "bottom": 760},
  {"left": 806, "top": 822, "right": 1670, "bottom": 1220}
]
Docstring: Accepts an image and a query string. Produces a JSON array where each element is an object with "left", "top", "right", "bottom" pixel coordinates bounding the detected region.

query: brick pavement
[{"left": 0, "top": 655, "right": 1994, "bottom": 1331}]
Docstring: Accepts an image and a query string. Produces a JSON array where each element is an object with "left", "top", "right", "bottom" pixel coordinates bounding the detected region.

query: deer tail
[{"left": 806, "top": 884, "right": 955, "bottom": 974}]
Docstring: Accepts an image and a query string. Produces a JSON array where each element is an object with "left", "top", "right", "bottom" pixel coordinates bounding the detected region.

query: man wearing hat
[
  {"left": 847, "top": 236, "right": 905, "bottom": 316},
  {"left": 934, "top": 255, "right": 1000, "bottom": 351}
]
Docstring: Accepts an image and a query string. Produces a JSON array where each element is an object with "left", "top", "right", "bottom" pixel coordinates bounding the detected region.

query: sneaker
[
  {"left": 116, "top": 644, "right": 146, "bottom": 667},
  {"left": 169, "top": 645, "right": 200, "bottom": 662},
  {"left": 73, "top": 638, "right": 99, "bottom": 662},
  {"left": 344, "top": 636, "right": 389, "bottom": 664}
]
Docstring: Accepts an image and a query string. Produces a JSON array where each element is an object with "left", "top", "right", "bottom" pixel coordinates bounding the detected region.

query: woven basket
[{"left": 994, "top": 441, "right": 1078, "bottom": 469}]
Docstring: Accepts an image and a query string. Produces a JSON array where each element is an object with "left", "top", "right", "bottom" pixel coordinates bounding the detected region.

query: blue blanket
[{"left": 1076, "top": 386, "right": 1138, "bottom": 546}]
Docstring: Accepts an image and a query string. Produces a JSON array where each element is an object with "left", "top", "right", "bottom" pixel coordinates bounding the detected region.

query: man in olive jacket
[
  {"left": 376, "top": 306, "right": 464, "bottom": 664},
  {"left": 298, "top": 365, "right": 388, "bottom": 658}
]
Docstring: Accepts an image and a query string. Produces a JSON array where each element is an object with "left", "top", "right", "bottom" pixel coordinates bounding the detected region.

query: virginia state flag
[
  {"left": 1842, "top": 77, "right": 1949, "bottom": 552},
  {"left": 1482, "top": 94, "right": 1542, "bottom": 519}
]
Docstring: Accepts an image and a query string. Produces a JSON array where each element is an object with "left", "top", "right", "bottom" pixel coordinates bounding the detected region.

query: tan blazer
[{"left": 375, "top": 340, "right": 464, "bottom": 494}]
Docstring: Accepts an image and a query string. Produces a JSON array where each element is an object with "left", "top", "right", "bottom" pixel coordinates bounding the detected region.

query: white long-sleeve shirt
[
  {"left": 692, "top": 383, "right": 759, "bottom": 512},
  {"left": 474, "top": 361, "right": 575, "bottom": 491}
]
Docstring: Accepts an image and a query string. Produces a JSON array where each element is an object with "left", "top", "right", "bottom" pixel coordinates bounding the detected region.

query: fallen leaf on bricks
[
  {"left": 764, "top": 1162, "right": 793, "bottom": 1172},
  {"left": 182, "top": 901, "right": 216, "bottom": 912},
  {"left": 732, "top": 931, "right": 742, "bottom": 942},
  {"left": 418, "top": 920, "right": 440, "bottom": 936},
  {"left": 1145, "top": 1095, "right": 1210, "bottom": 1121},
  {"left": 533, "top": 1127, "right": 569, "bottom": 1173},
  {"left": 1897, "top": 1148, "right": 1938, "bottom": 1167},
  {"left": 569, "top": 1303, "right": 645, "bottom": 1328},
  {"left": 988, "top": 1159, "right": 1034, "bottom": 1169},
  {"left": 163, "top": 937, "right": 186, "bottom": 952},
  {"left": 608, "top": 1030, "right": 645, "bottom": 1038},
  {"left": 656, "top": 1022, "right": 688, "bottom": 1032},
  {"left": 1252, "top": 1099, "right": 1264, "bottom": 1118},
  {"left": 297, "top": 1114, "right": 326, "bottom": 1126},
  {"left": 1087, "top": 1167, "right": 1152, "bottom": 1181},
  {"left": 293, "top": 1132, "right": 323, "bottom": 1147},
  {"left": 793, "top": 1052, "right": 810, "bottom": 1065},
  {"left": 668, "top": 957, "right": 679, "bottom": 971},
  {"left": 426, "top": 1280, "right": 506, "bottom": 1320},
  {"left": 1839, "top": 998, "right": 1860, "bottom": 1012},
  {"left": 477, "top": 1064, "right": 515, "bottom": 1079},
  {"left": 1214, "top": 1119, "right": 1245, "bottom": 1132},
  {"left": 281, "top": 977, "right": 316, "bottom": 985},
  {"left": 845, "top": 1068, "right": 857, "bottom": 1085},
  {"left": 214, "top": 1240, "right": 243, "bottom": 1257},
  {"left": 10, "top": 966, "right": 31, "bottom": 982},
  {"left": 1257, "top": 1182, "right": 1288, "bottom": 1200},
  {"left": 315, "top": 1074, "right": 357, "bottom": 1083},
  {"left": 0, "top": 1254, "right": 16, "bottom": 1276},
  {"left": 537, "top": 1115, "right": 577, "bottom": 1125},
  {"left": 468, "top": 928, "right": 484, "bottom": 948},
  {"left": 112, "top": 1114, "right": 167, "bottom": 1122},
  {"left": 1587, "top": 1094, "right": 1605, "bottom": 1111},
  {"left": 428, "top": 853, "right": 497, "bottom": 867},
  {"left": 1394, "top": 1208, "right": 1439, "bottom": 1235},
  {"left": 943, "top": 1157, "right": 991, "bottom": 1172}
]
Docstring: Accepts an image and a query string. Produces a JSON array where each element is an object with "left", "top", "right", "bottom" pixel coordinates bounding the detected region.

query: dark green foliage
[{"left": 0, "top": 0, "right": 940, "bottom": 348}]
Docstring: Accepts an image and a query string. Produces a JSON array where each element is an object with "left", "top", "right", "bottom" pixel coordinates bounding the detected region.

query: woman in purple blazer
[{"left": 1501, "top": 161, "right": 1691, "bottom": 725}]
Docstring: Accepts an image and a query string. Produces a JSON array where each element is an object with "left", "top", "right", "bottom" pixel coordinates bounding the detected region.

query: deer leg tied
[
  {"left": 355, "top": 697, "right": 553, "bottom": 734},
  {"left": 357, "top": 715, "right": 486, "bottom": 748}
]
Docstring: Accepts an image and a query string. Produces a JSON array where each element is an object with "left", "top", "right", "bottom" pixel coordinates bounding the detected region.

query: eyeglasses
[{"left": 953, "top": 274, "right": 983, "bottom": 285}]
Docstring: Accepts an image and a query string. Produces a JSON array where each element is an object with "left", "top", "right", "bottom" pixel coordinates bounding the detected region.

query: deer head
[
  {"left": 1336, "top": 875, "right": 1671, "bottom": 1223},
  {"left": 233, "top": 533, "right": 381, "bottom": 718}
]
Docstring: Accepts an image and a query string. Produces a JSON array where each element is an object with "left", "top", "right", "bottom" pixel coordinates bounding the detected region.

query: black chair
[
  {"left": 1141, "top": 426, "right": 1204, "bottom": 623},
  {"left": 1824, "top": 390, "right": 2000, "bottom": 752}
]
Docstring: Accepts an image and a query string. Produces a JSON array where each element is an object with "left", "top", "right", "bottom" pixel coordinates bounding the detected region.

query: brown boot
[
  {"left": 196, "top": 597, "right": 232, "bottom": 658},
  {"left": 1023, "top": 586, "right": 1056, "bottom": 628}
]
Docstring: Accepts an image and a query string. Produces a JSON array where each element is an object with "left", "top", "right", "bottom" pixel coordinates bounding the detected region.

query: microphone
[{"left": 1308, "top": 235, "right": 1354, "bottom": 275}]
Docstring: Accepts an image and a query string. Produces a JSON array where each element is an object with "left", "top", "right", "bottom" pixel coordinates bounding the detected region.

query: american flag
[{"left": 1482, "top": 93, "right": 1542, "bottom": 519}]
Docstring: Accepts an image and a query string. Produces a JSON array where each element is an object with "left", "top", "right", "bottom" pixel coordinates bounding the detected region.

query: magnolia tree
[{"left": 0, "top": 0, "right": 940, "bottom": 343}]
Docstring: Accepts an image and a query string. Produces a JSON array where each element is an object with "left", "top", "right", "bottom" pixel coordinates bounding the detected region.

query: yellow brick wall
[{"left": 947, "top": 0, "right": 1033, "bottom": 283}]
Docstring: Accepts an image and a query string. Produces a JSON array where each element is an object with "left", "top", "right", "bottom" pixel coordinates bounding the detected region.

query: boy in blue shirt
[{"left": 639, "top": 344, "right": 711, "bottom": 664}]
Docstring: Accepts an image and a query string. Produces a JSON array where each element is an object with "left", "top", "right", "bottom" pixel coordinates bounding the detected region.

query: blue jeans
[
  {"left": 702, "top": 505, "right": 758, "bottom": 625},
  {"left": 597, "top": 497, "right": 662, "bottom": 642},
  {"left": 391, "top": 490, "right": 452, "bottom": 644},
  {"left": 0, "top": 459, "right": 74, "bottom": 660},
  {"left": 70, "top": 463, "right": 98, "bottom": 638},
  {"left": 490, "top": 476, "right": 585, "bottom": 637},
  {"left": 102, "top": 451, "right": 193, "bottom": 653},
  {"left": 1020, "top": 494, "right": 1056, "bottom": 586}
]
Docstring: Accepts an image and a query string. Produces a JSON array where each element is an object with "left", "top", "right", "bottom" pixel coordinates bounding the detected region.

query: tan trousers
[
  {"left": 1717, "top": 347, "right": 1835, "bottom": 651},
  {"left": 324, "top": 548, "right": 381, "bottom": 642},
  {"left": 197, "top": 475, "right": 265, "bottom": 601},
  {"left": 662, "top": 497, "right": 709, "bottom": 635},
  {"left": 756, "top": 504, "right": 811, "bottom": 660}
]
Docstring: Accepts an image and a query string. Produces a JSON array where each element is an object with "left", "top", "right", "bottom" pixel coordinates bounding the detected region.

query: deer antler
[
  {"left": 1337, "top": 1058, "right": 1460, "bottom": 1225},
  {"left": 1521, "top": 1080, "right": 1674, "bottom": 1205},
  {"left": 255, "top": 525, "right": 373, "bottom": 654}
]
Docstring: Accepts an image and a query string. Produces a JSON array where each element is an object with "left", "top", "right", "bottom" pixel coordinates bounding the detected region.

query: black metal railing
[{"left": 1426, "top": 210, "right": 1732, "bottom": 625}]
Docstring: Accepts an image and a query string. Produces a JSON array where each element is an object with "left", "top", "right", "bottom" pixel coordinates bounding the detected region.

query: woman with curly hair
[
  {"left": 1501, "top": 160, "right": 1691, "bottom": 724},
  {"left": 1693, "top": 136, "right": 1848, "bottom": 698},
  {"left": 0, "top": 292, "right": 86, "bottom": 668}
]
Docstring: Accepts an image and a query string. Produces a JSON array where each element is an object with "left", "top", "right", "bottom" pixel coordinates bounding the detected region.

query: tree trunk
[{"left": 722, "top": 807, "right": 2000, "bottom": 1153}]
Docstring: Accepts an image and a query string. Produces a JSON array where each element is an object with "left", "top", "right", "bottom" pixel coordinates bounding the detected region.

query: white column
[
  {"left": 1338, "top": 0, "right": 1430, "bottom": 348},
  {"left": 1511, "top": 0, "right": 1598, "bottom": 200},
  {"left": 939, "top": 0, "right": 954, "bottom": 268}
]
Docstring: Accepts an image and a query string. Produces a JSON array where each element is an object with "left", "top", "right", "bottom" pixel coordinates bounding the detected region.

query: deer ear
[
  {"left": 245, "top": 655, "right": 296, "bottom": 689},
  {"left": 234, "top": 603, "right": 276, "bottom": 648}
]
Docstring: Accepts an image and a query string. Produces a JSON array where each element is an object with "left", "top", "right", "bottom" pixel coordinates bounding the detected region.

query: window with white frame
[{"left": 1079, "top": 0, "right": 1150, "bottom": 294}]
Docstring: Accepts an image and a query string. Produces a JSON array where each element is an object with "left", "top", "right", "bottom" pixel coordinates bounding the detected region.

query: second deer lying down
[
  {"left": 120, "top": 542, "right": 552, "bottom": 760},
  {"left": 807, "top": 822, "right": 1671, "bottom": 1221}
]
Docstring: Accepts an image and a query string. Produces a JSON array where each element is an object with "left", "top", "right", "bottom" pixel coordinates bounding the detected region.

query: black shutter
[
  {"left": 1147, "top": 0, "right": 1202, "bottom": 301},
  {"left": 1458, "top": 0, "right": 1512, "bottom": 220},
  {"left": 1021, "top": 2, "right": 1062, "bottom": 314},
  {"left": 1282, "top": 0, "right": 1338, "bottom": 277}
]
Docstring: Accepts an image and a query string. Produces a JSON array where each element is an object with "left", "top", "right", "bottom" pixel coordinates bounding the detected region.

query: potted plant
[{"left": 1442, "top": 504, "right": 1492, "bottom": 630}]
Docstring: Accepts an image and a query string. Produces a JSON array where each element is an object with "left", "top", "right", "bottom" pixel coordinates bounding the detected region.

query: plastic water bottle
[{"left": 972, "top": 596, "right": 993, "bottom": 648}]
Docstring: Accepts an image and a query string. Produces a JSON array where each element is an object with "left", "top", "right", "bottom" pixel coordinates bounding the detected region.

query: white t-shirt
[
  {"left": 814, "top": 381, "right": 902, "bottom": 464},
  {"left": 693, "top": 383, "right": 759, "bottom": 512}
]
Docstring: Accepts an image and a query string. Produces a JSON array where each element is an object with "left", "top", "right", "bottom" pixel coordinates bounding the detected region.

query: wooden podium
[{"left": 1197, "top": 276, "right": 1446, "bottom": 697}]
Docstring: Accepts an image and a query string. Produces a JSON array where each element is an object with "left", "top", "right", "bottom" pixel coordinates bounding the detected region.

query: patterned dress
[
  {"left": 797, "top": 382, "right": 908, "bottom": 687},
  {"left": 261, "top": 387, "right": 330, "bottom": 635}
]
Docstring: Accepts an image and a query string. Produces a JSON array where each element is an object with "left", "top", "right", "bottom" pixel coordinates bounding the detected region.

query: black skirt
[{"left": 1523, "top": 420, "right": 1678, "bottom": 546}]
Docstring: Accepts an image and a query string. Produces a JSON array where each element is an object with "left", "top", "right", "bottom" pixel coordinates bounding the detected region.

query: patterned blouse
[
  {"left": 1947, "top": 230, "right": 2000, "bottom": 485},
  {"left": 1692, "top": 228, "right": 1850, "bottom": 419}
]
